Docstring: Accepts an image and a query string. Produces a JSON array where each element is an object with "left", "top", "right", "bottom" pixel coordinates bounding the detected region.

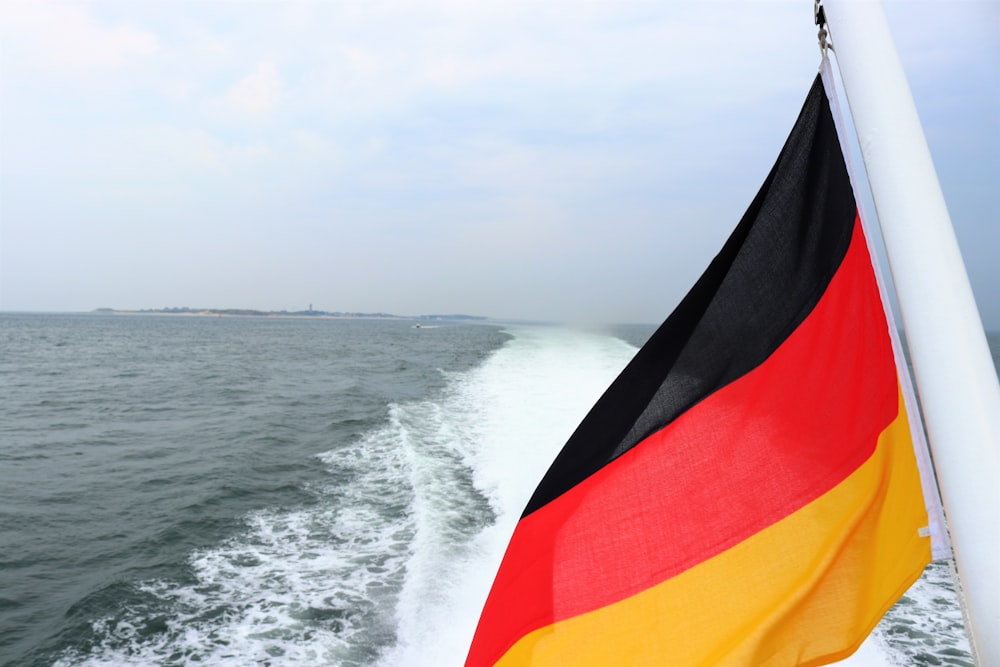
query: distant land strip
[{"left": 93, "top": 307, "right": 487, "bottom": 321}]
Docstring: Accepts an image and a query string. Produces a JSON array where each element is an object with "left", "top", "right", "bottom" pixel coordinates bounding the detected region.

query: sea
[{"left": 1, "top": 312, "right": 996, "bottom": 667}]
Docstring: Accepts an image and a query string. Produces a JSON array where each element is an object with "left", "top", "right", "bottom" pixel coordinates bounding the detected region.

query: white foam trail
[
  {"left": 843, "top": 635, "right": 897, "bottom": 667},
  {"left": 381, "top": 326, "right": 637, "bottom": 667}
]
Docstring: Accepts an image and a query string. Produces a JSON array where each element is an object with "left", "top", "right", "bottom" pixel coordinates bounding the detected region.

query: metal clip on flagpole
[
  {"left": 814, "top": 0, "right": 831, "bottom": 55},
  {"left": 821, "top": 2, "right": 1000, "bottom": 666}
]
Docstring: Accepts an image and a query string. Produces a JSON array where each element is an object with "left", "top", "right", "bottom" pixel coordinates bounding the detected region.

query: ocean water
[{"left": 1, "top": 313, "right": 995, "bottom": 667}]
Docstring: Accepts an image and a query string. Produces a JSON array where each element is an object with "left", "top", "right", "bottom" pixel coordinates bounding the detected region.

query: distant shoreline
[{"left": 91, "top": 308, "right": 488, "bottom": 322}]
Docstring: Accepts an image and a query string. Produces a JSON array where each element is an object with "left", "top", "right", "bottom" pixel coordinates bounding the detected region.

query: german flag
[{"left": 465, "top": 74, "right": 933, "bottom": 667}]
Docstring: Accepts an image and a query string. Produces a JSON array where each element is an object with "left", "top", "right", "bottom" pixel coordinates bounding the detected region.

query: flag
[{"left": 465, "top": 74, "right": 934, "bottom": 667}]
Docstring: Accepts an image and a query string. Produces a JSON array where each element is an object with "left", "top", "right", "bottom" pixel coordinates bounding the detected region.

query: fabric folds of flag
[{"left": 465, "top": 74, "right": 933, "bottom": 667}]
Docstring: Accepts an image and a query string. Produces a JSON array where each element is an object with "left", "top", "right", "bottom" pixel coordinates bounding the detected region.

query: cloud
[
  {"left": 0, "top": 0, "right": 159, "bottom": 71},
  {"left": 224, "top": 61, "right": 284, "bottom": 116}
]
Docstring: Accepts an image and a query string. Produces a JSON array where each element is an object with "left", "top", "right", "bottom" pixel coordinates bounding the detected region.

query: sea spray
[{"left": 53, "top": 415, "right": 417, "bottom": 666}]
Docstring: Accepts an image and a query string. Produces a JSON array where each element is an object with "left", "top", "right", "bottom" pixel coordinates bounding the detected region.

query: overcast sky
[{"left": 1, "top": 1, "right": 997, "bottom": 327}]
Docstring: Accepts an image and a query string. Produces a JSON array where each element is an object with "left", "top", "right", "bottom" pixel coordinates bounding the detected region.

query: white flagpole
[{"left": 821, "top": 2, "right": 1000, "bottom": 664}]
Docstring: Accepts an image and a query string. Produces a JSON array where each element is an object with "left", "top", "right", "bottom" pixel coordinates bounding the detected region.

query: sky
[{"left": 1, "top": 0, "right": 997, "bottom": 327}]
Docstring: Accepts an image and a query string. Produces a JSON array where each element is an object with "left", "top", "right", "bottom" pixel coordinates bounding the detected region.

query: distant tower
[{"left": 309, "top": 303, "right": 313, "bottom": 312}]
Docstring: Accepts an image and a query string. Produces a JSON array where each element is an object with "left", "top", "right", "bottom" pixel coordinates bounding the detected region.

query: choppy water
[{"left": 1, "top": 313, "right": 994, "bottom": 666}]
